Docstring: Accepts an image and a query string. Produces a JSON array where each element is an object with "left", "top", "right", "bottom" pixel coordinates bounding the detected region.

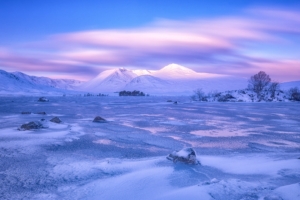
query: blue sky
[{"left": 0, "top": 0, "right": 299, "bottom": 81}]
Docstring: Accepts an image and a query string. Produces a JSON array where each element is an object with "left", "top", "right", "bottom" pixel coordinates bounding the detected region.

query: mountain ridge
[{"left": 0, "top": 64, "right": 299, "bottom": 95}]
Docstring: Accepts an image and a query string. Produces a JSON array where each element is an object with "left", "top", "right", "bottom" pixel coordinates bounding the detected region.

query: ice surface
[{"left": 0, "top": 96, "right": 300, "bottom": 199}]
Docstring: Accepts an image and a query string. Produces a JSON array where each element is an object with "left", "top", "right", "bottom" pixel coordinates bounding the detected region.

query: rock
[
  {"left": 36, "top": 112, "right": 46, "bottom": 115},
  {"left": 50, "top": 117, "right": 62, "bottom": 123},
  {"left": 167, "top": 147, "right": 199, "bottom": 164},
  {"left": 173, "top": 101, "right": 178, "bottom": 104},
  {"left": 210, "top": 178, "right": 219, "bottom": 183},
  {"left": 19, "top": 121, "right": 44, "bottom": 131},
  {"left": 218, "top": 94, "right": 235, "bottom": 102},
  {"left": 263, "top": 195, "right": 283, "bottom": 200},
  {"left": 38, "top": 97, "right": 49, "bottom": 102},
  {"left": 93, "top": 116, "right": 106, "bottom": 123},
  {"left": 21, "top": 112, "right": 31, "bottom": 114},
  {"left": 167, "top": 100, "right": 173, "bottom": 102}
]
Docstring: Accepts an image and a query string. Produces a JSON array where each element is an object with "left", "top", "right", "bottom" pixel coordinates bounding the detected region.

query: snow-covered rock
[
  {"left": 167, "top": 148, "right": 199, "bottom": 164},
  {"left": 50, "top": 117, "right": 62, "bottom": 123},
  {"left": 19, "top": 121, "right": 44, "bottom": 131},
  {"left": 38, "top": 97, "right": 49, "bottom": 102}
]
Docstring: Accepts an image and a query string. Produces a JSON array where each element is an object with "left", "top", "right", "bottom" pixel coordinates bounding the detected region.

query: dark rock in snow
[
  {"left": 173, "top": 101, "right": 178, "bottom": 104},
  {"left": 167, "top": 147, "right": 199, "bottom": 164},
  {"left": 50, "top": 117, "right": 62, "bottom": 123},
  {"left": 93, "top": 116, "right": 106, "bottom": 123},
  {"left": 263, "top": 195, "right": 283, "bottom": 200},
  {"left": 19, "top": 121, "right": 44, "bottom": 131},
  {"left": 21, "top": 112, "right": 31, "bottom": 114},
  {"left": 218, "top": 94, "right": 235, "bottom": 102},
  {"left": 36, "top": 112, "right": 46, "bottom": 115},
  {"left": 38, "top": 97, "right": 49, "bottom": 102}
]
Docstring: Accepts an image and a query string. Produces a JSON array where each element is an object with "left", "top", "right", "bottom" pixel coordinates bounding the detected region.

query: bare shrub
[{"left": 288, "top": 87, "right": 300, "bottom": 101}]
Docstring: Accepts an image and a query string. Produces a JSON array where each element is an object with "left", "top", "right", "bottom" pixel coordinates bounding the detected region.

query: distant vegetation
[
  {"left": 119, "top": 90, "right": 146, "bottom": 96},
  {"left": 192, "top": 71, "right": 300, "bottom": 102},
  {"left": 288, "top": 87, "right": 300, "bottom": 101},
  {"left": 83, "top": 93, "right": 108, "bottom": 97}
]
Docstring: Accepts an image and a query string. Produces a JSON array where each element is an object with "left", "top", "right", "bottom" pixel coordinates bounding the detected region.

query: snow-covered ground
[{"left": 0, "top": 96, "right": 299, "bottom": 200}]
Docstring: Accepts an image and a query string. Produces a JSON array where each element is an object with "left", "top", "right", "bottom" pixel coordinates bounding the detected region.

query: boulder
[
  {"left": 93, "top": 116, "right": 106, "bottom": 123},
  {"left": 38, "top": 97, "right": 49, "bottom": 102},
  {"left": 36, "top": 112, "right": 46, "bottom": 115},
  {"left": 19, "top": 121, "right": 44, "bottom": 131},
  {"left": 50, "top": 117, "right": 62, "bottom": 123},
  {"left": 167, "top": 147, "right": 199, "bottom": 164},
  {"left": 173, "top": 101, "right": 178, "bottom": 104},
  {"left": 21, "top": 112, "right": 31, "bottom": 114}
]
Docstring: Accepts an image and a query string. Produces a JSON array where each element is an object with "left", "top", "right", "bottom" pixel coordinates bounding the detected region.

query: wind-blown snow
[{"left": 0, "top": 96, "right": 299, "bottom": 200}]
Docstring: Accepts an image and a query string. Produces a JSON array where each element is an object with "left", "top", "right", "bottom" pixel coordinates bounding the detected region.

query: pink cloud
[
  {"left": 0, "top": 7, "right": 299, "bottom": 81},
  {"left": 249, "top": 60, "right": 300, "bottom": 82}
]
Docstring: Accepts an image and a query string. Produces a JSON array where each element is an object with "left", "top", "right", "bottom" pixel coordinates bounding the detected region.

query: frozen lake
[{"left": 0, "top": 96, "right": 300, "bottom": 200}]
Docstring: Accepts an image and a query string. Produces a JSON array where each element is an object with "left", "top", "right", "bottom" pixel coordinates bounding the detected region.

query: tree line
[
  {"left": 119, "top": 90, "right": 146, "bottom": 96},
  {"left": 192, "top": 71, "right": 300, "bottom": 101}
]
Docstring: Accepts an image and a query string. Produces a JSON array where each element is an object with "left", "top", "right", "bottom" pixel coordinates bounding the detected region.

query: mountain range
[
  {"left": 79, "top": 64, "right": 249, "bottom": 95},
  {"left": 0, "top": 64, "right": 299, "bottom": 96}
]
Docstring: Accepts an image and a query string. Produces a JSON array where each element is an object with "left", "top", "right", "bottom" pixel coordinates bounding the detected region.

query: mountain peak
[
  {"left": 161, "top": 63, "right": 192, "bottom": 71},
  {"left": 154, "top": 63, "right": 198, "bottom": 79}
]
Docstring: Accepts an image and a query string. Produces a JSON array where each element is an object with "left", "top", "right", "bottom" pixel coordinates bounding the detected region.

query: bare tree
[
  {"left": 248, "top": 71, "right": 271, "bottom": 95},
  {"left": 268, "top": 82, "right": 280, "bottom": 99},
  {"left": 288, "top": 87, "right": 300, "bottom": 101}
]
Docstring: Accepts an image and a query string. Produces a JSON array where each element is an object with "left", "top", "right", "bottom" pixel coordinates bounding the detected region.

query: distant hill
[{"left": 0, "top": 69, "right": 84, "bottom": 95}]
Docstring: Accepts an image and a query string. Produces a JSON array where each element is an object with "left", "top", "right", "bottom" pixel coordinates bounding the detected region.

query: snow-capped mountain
[
  {"left": 79, "top": 68, "right": 137, "bottom": 92},
  {"left": 0, "top": 69, "right": 84, "bottom": 95},
  {"left": 132, "top": 69, "right": 154, "bottom": 76},
  {"left": 12, "top": 71, "right": 83, "bottom": 90},
  {"left": 81, "top": 64, "right": 249, "bottom": 95},
  {"left": 153, "top": 63, "right": 226, "bottom": 79},
  {"left": 124, "top": 75, "right": 171, "bottom": 94},
  {"left": 153, "top": 63, "right": 199, "bottom": 79}
]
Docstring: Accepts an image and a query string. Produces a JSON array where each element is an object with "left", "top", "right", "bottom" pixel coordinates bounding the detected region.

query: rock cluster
[{"left": 21, "top": 112, "right": 31, "bottom": 114}]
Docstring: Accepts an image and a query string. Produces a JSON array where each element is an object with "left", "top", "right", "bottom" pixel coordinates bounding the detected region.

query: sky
[{"left": 0, "top": 0, "right": 300, "bottom": 82}]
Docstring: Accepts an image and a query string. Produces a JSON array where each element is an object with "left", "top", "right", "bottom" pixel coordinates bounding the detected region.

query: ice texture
[{"left": 0, "top": 96, "right": 299, "bottom": 200}]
